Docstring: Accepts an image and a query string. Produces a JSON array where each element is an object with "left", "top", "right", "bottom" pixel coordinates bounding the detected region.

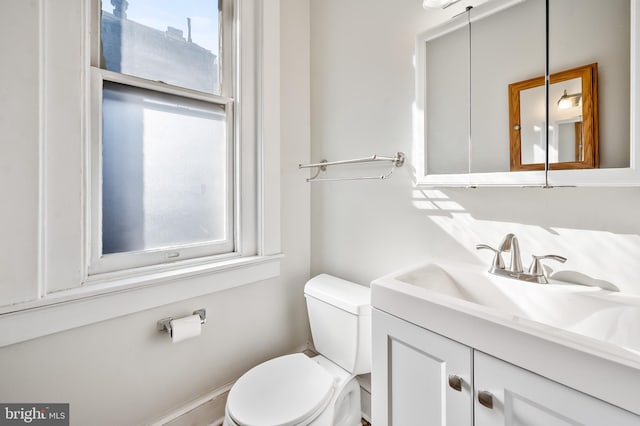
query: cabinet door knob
[
  {"left": 448, "top": 374, "right": 463, "bottom": 392},
  {"left": 478, "top": 390, "right": 494, "bottom": 409}
]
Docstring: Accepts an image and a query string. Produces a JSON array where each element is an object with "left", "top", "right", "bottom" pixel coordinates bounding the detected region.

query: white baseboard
[
  {"left": 210, "top": 416, "right": 225, "bottom": 426},
  {"left": 149, "top": 382, "right": 233, "bottom": 426}
]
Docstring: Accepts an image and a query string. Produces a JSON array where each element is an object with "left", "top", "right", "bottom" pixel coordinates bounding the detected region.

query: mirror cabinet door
[
  {"left": 419, "top": 0, "right": 548, "bottom": 185},
  {"left": 547, "top": 0, "right": 631, "bottom": 174},
  {"left": 425, "top": 16, "right": 470, "bottom": 176},
  {"left": 469, "top": 0, "right": 546, "bottom": 174}
]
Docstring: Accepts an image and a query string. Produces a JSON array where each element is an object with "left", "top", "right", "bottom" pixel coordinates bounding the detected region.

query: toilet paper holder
[{"left": 157, "top": 309, "right": 207, "bottom": 336}]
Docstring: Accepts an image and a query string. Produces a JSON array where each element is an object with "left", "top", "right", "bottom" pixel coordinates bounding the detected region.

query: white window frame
[
  {"left": 0, "top": 0, "right": 281, "bottom": 347},
  {"left": 88, "top": 0, "right": 240, "bottom": 275}
]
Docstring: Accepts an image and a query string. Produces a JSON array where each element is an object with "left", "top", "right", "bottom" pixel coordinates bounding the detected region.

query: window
[
  {"left": 0, "top": 0, "right": 280, "bottom": 346},
  {"left": 90, "top": 0, "right": 236, "bottom": 274}
]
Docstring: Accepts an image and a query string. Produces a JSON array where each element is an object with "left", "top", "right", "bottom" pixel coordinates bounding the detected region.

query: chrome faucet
[
  {"left": 498, "top": 233, "right": 523, "bottom": 273},
  {"left": 476, "top": 233, "right": 567, "bottom": 284}
]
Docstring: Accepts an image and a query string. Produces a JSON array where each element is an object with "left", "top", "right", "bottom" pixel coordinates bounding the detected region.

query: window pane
[
  {"left": 101, "top": 0, "right": 220, "bottom": 94},
  {"left": 102, "top": 82, "right": 229, "bottom": 255}
]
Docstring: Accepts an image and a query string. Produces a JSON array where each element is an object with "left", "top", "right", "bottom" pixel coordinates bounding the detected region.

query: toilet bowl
[{"left": 223, "top": 274, "right": 371, "bottom": 426}]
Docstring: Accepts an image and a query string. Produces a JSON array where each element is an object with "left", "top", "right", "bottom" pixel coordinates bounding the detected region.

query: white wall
[
  {"left": 310, "top": 0, "right": 640, "bottom": 296},
  {"left": 0, "top": 1, "right": 311, "bottom": 424}
]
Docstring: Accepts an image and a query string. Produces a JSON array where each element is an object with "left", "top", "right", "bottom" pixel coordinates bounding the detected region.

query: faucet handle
[
  {"left": 528, "top": 254, "right": 567, "bottom": 277},
  {"left": 476, "top": 244, "right": 505, "bottom": 270}
]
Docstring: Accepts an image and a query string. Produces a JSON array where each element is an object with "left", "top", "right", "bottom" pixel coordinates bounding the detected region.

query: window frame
[
  {"left": 87, "top": 0, "right": 243, "bottom": 275},
  {"left": 0, "top": 0, "right": 281, "bottom": 347}
]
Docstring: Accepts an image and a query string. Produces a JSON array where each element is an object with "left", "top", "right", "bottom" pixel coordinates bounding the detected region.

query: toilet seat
[{"left": 227, "top": 354, "right": 335, "bottom": 426}]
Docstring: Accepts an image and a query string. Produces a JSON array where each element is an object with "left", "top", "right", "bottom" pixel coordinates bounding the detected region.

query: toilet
[{"left": 223, "top": 274, "right": 371, "bottom": 426}]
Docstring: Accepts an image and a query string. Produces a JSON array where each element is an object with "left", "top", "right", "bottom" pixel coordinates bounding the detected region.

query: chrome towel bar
[{"left": 298, "top": 152, "right": 405, "bottom": 182}]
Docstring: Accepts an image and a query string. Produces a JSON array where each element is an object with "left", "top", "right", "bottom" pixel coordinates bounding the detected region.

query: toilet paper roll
[{"left": 170, "top": 314, "right": 202, "bottom": 343}]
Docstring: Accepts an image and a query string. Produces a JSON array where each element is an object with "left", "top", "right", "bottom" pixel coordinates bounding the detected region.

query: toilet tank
[{"left": 304, "top": 274, "right": 371, "bottom": 375}]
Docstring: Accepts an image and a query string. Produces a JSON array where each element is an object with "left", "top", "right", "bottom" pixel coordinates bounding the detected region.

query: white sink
[{"left": 374, "top": 261, "right": 640, "bottom": 361}]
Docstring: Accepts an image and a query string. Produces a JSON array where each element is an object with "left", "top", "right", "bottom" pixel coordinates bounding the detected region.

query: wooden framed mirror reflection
[{"left": 508, "top": 63, "right": 598, "bottom": 171}]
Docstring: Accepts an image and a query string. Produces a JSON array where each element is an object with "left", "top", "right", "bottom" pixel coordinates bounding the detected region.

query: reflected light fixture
[
  {"left": 557, "top": 90, "right": 582, "bottom": 109},
  {"left": 423, "top": 0, "right": 463, "bottom": 9}
]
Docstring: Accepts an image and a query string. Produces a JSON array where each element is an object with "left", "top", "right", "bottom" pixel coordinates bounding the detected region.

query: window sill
[{"left": 0, "top": 254, "right": 282, "bottom": 347}]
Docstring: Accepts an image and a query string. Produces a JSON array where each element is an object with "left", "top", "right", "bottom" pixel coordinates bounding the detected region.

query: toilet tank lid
[{"left": 304, "top": 274, "right": 370, "bottom": 315}]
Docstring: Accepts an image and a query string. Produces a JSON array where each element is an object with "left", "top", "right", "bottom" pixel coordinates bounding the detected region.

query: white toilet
[{"left": 223, "top": 274, "right": 371, "bottom": 426}]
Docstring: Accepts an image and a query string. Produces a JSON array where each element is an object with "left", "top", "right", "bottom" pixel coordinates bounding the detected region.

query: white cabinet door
[
  {"left": 372, "top": 309, "right": 473, "bottom": 426},
  {"left": 474, "top": 351, "right": 640, "bottom": 426}
]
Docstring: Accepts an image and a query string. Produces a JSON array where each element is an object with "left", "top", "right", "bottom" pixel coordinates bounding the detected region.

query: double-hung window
[
  {"left": 0, "top": 0, "right": 279, "bottom": 346},
  {"left": 90, "top": 0, "right": 236, "bottom": 274}
]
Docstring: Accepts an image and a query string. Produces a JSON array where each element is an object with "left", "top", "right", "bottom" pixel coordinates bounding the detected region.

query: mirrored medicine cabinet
[{"left": 414, "top": 0, "right": 640, "bottom": 187}]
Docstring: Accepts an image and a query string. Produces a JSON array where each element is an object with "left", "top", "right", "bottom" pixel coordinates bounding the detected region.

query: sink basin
[{"left": 376, "top": 261, "right": 640, "bottom": 358}]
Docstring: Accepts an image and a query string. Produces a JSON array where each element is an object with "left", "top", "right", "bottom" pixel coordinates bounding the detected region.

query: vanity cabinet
[
  {"left": 371, "top": 308, "right": 473, "bottom": 425},
  {"left": 372, "top": 309, "right": 640, "bottom": 426}
]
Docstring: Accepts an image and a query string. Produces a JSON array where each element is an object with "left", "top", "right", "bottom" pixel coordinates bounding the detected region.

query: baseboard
[
  {"left": 149, "top": 382, "right": 232, "bottom": 426},
  {"left": 210, "top": 416, "right": 225, "bottom": 426}
]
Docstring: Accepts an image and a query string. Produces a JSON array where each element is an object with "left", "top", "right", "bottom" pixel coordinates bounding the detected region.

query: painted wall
[
  {"left": 0, "top": 1, "right": 311, "bottom": 425},
  {"left": 310, "top": 0, "right": 640, "bottom": 296}
]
